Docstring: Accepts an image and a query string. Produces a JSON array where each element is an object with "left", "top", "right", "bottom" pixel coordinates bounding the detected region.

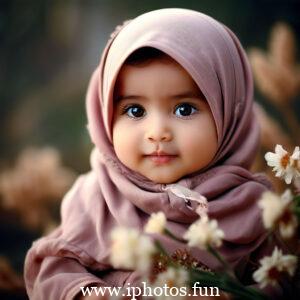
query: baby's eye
[
  {"left": 174, "top": 103, "right": 198, "bottom": 117},
  {"left": 124, "top": 105, "right": 145, "bottom": 118}
]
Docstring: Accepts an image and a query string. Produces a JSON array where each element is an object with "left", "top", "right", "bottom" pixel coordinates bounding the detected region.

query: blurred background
[{"left": 0, "top": 0, "right": 299, "bottom": 299}]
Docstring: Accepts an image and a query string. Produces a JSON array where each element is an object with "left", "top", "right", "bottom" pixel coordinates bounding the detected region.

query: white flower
[
  {"left": 183, "top": 214, "right": 224, "bottom": 250},
  {"left": 290, "top": 146, "right": 300, "bottom": 177},
  {"left": 110, "top": 227, "right": 156, "bottom": 273},
  {"left": 258, "top": 190, "right": 298, "bottom": 238},
  {"left": 144, "top": 212, "right": 166, "bottom": 234},
  {"left": 265, "top": 145, "right": 300, "bottom": 184},
  {"left": 110, "top": 227, "right": 139, "bottom": 270},
  {"left": 278, "top": 190, "right": 298, "bottom": 238},
  {"left": 136, "top": 234, "right": 157, "bottom": 273},
  {"left": 153, "top": 267, "right": 188, "bottom": 300},
  {"left": 279, "top": 216, "right": 298, "bottom": 239},
  {"left": 253, "top": 247, "right": 298, "bottom": 288},
  {"left": 258, "top": 191, "right": 288, "bottom": 229}
]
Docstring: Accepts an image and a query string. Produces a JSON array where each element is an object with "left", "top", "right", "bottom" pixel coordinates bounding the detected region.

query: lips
[{"left": 145, "top": 151, "right": 178, "bottom": 164}]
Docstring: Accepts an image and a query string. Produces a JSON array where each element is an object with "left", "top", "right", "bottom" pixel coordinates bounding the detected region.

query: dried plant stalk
[
  {"left": 0, "top": 147, "right": 76, "bottom": 231},
  {"left": 249, "top": 22, "right": 300, "bottom": 145}
]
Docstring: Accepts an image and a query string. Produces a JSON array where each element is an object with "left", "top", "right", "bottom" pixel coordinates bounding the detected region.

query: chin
[{"left": 148, "top": 174, "right": 181, "bottom": 184}]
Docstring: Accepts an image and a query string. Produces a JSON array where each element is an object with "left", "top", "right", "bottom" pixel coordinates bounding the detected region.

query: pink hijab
[{"left": 25, "top": 8, "right": 271, "bottom": 299}]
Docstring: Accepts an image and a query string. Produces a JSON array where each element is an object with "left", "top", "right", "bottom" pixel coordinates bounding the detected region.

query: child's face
[{"left": 112, "top": 57, "right": 218, "bottom": 184}]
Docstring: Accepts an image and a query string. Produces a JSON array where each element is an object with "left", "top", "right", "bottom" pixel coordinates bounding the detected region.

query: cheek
[
  {"left": 112, "top": 121, "right": 139, "bottom": 163},
  {"left": 182, "top": 133, "right": 202, "bottom": 154},
  {"left": 179, "top": 121, "right": 218, "bottom": 159}
]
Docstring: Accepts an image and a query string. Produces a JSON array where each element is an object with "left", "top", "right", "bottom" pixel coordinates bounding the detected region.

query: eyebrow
[{"left": 115, "top": 91, "right": 205, "bottom": 102}]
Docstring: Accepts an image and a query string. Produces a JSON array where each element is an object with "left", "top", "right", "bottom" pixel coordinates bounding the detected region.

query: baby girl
[{"left": 24, "top": 8, "right": 277, "bottom": 300}]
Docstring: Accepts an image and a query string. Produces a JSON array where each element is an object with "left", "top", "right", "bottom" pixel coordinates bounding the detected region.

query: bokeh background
[{"left": 1, "top": 0, "right": 300, "bottom": 299}]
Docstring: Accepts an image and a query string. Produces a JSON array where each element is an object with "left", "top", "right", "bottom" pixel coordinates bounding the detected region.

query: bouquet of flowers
[{"left": 109, "top": 144, "right": 300, "bottom": 300}]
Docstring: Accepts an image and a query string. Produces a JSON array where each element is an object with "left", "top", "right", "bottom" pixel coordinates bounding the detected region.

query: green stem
[
  {"left": 207, "top": 245, "right": 232, "bottom": 272},
  {"left": 154, "top": 240, "right": 185, "bottom": 269},
  {"left": 164, "top": 228, "right": 186, "bottom": 243},
  {"left": 154, "top": 240, "right": 169, "bottom": 257}
]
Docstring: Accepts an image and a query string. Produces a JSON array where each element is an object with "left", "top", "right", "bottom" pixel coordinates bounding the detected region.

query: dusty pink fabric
[{"left": 24, "top": 8, "right": 272, "bottom": 300}]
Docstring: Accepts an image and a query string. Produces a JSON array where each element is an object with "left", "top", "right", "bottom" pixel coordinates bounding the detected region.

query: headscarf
[{"left": 25, "top": 8, "right": 272, "bottom": 296}]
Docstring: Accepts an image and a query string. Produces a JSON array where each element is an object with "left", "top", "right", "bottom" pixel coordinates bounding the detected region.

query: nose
[{"left": 145, "top": 117, "right": 173, "bottom": 142}]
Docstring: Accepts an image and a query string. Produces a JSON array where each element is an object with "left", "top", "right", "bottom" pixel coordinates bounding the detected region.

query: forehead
[{"left": 114, "top": 57, "right": 202, "bottom": 97}]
